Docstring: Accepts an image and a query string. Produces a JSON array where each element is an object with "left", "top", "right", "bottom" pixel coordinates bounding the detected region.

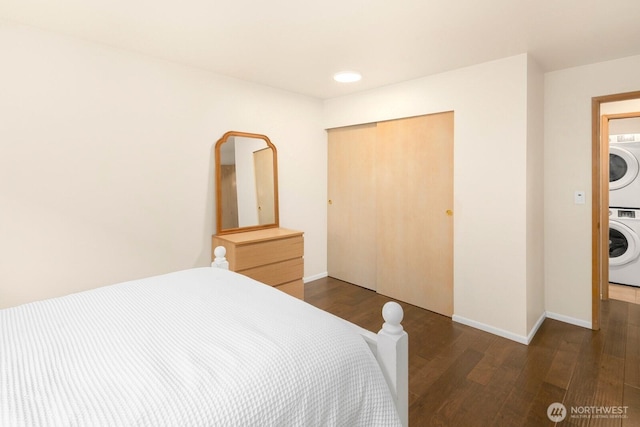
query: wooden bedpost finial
[
  {"left": 382, "top": 301, "right": 404, "bottom": 335},
  {"left": 211, "top": 246, "right": 229, "bottom": 269}
]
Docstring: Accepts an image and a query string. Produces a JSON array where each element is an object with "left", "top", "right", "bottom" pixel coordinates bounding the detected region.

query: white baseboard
[
  {"left": 303, "top": 271, "right": 328, "bottom": 283},
  {"left": 526, "top": 312, "right": 546, "bottom": 344},
  {"left": 453, "top": 311, "right": 590, "bottom": 345},
  {"left": 545, "top": 311, "right": 591, "bottom": 329},
  {"left": 452, "top": 315, "right": 530, "bottom": 345}
]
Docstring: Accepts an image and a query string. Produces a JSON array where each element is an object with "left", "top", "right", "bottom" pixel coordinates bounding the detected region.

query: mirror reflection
[{"left": 215, "top": 131, "right": 279, "bottom": 234}]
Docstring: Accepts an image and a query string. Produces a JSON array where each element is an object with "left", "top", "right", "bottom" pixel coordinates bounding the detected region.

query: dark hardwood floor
[{"left": 304, "top": 277, "right": 640, "bottom": 427}]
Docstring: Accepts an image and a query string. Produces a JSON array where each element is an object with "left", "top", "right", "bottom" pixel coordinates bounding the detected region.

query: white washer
[
  {"left": 609, "top": 134, "right": 640, "bottom": 209},
  {"left": 609, "top": 208, "right": 640, "bottom": 288}
]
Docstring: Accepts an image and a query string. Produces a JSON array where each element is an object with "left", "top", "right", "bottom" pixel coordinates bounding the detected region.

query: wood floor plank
[
  {"left": 603, "top": 299, "right": 629, "bottom": 354},
  {"left": 625, "top": 324, "right": 640, "bottom": 389},
  {"left": 410, "top": 348, "right": 484, "bottom": 425},
  {"left": 467, "top": 337, "right": 515, "bottom": 386},
  {"left": 545, "top": 331, "right": 585, "bottom": 390},
  {"left": 628, "top": 304, "right": 640, "bottom": 327},
  {"left": 524, "top": 382, "right": 567, "bottom": 427},
  {"left": 460, "top": 362, "right": 522, "bottom": 424},
  {"left": 623, "top": 384, "right": 640, "bottom": 427},
  {"left": 494, "top": 343, "right": 557, "bottom": 426},
  {"left": 589, "top": 353, "right": 625, "bottom": 427}
]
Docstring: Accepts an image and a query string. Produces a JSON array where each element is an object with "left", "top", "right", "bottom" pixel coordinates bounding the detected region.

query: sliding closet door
[
  {"left": 327, "top": 124, "right": 377, "bottom": 290},
  {"left": 376, "top": 112, "right": 454, "bottom": 316}
]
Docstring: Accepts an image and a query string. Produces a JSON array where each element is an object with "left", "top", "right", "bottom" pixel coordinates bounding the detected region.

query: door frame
[{"left": 591, "top": 90, "right": 640, "bottom": 330}]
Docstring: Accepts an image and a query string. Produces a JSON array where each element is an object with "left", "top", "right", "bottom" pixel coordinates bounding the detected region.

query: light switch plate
[{"left": 574, "top": 190, "right": 586, "bottom": 204}]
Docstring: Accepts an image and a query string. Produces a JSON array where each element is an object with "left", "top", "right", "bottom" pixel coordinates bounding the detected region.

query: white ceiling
[{"left": 2, "top": 0, "right": 640, "bottom": 99}]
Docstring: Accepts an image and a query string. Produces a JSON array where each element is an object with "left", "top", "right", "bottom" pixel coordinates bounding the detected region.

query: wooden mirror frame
[{"left": 215, "top": 131, "right": 279, "bottom": 235}]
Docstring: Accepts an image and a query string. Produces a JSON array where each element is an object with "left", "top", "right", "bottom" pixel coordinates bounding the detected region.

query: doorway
[{"left": 591, "top": 91, "right": 640, "bottom": 330}]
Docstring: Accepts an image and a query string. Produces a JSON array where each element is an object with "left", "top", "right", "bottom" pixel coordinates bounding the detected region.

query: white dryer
[
  {"left": 609, "top": 134, "right": 640, "bottom": 209},
  {"left": 609, "top": 208, "right": 640, "bottom": 288}
]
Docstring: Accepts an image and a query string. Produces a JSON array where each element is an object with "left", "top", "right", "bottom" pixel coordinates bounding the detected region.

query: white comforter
[{"left": 0, "top": 267, "right": 401, "bottom": 426}]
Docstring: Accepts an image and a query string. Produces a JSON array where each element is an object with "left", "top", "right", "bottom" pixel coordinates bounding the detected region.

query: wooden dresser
[{"left": 211, "top": 228, "right": 304, "bottom": 299}]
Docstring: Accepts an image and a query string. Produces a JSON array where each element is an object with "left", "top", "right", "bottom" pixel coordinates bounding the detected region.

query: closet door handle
[
  {"left": 446, "top": 209, "right": 453, "bottom": 216},
  {"left": 328, "top": 200, "right": 333, "bottom": 205}
]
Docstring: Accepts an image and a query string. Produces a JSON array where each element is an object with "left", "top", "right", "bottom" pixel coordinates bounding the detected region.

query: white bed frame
[{"left": 212, "top": 246, "right": 409, "bottom": 426}]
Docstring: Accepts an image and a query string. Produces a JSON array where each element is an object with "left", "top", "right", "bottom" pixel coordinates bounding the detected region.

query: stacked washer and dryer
[{"left": 609, "top": 134, "right": 640, "bottom": 288}]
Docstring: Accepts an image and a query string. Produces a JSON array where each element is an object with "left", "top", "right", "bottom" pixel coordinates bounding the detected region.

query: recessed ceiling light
[{"left": 333, "top": 71, "right": 362, "bottom": 83}]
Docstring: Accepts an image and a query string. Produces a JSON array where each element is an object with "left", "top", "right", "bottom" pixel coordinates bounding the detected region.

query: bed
[{"left": 1, "top": 247, "right": 408, "bottom": 426}]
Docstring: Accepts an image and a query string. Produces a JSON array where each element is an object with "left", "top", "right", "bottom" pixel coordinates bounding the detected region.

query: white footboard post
[
  {"left": 377, "top": 301, "right": 409, "bottom": 427},
  {"left": 211, "top": 246, "right": 229, "bottom": 270}
]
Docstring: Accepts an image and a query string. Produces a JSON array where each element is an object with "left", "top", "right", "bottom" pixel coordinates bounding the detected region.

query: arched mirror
[{"left": 215, "top": 131, "right": 279, "bottom": 235}]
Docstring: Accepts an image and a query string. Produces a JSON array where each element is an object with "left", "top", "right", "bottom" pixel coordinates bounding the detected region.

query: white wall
[
  {"left": 544, "top": 54, "right": 640, "bottom": 326},
  {"left": 325, "top": 54, "right": 540, "bottom": 341},
  {"left": 0, "top": 21, "right": 327, "bottom": 309}
]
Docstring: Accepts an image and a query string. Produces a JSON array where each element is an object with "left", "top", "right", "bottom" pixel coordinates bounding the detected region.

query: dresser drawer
[
  {"left": 212, "top": 228, "right": 304, "bottom": 300},
  {"left": 233, "top": 236, "right": 303, "bottom": 270},
  {"left": 239, "top": 257, "right": 303, "bottom": 286}
]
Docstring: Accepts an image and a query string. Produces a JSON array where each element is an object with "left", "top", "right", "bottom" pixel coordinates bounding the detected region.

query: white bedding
[{"left": 0, "top": 267, "right": 401, "bottom": 426}]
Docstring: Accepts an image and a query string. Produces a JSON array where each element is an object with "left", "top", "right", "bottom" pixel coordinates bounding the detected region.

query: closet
[{"left": 327, "top": 112, "right": 454, "bottom": 316}]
